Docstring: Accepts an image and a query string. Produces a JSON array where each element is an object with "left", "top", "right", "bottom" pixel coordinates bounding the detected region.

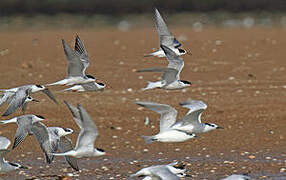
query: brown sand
[{"left": 0, "top": 27, "right": 285, "bottom": 179}]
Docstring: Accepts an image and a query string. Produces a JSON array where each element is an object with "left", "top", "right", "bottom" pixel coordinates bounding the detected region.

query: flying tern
[
  {"left": 47, "top": 35, "right": 97, "bottom": 86},
  {"left": 144, "top": 8, "right": 189, "bottom": 58},
  {"left": 0, "top": 114, "right": 45, "bottom": 149},
  {"left": 31, "top": 122, "right": 79, "bottom": 171},
  {"left": 135, "top": 101, "right": 197, "bottom": 143},
  {"left": 221, "top": 174, "right": 251, "bottom": 180},
  {"left": 52, "top": 101, "right": 107, "bottom": 160},
  {"left": 138, "top": 45, "right": 191, "bottom": 90},
  {"left": 58, "top": 81, "right": 106, "bottom": 92},
  {"left": 171, "top": 100, "right": 223, "bottom": 134}
]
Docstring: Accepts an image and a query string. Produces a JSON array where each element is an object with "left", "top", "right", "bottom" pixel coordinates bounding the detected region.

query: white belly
[{"left": 155, "top": 130, "right": 193, "bottom": 142}]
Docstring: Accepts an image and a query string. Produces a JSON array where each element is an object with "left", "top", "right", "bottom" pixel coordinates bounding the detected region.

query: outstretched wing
[
  {"left": 41, "top": 88, "right": 58, "bottom": 104},
  {"left": 137, "top": 67, "right": 178, "bottom": 85},
  {"left": 135, "top": 101, "right": 177, "bottom": 132},
  {"left": 31, "top": 122, "right": 55, "bottom": 163},
  {"left": 59, "top": 136, "right": 79, "bottom": 171}
]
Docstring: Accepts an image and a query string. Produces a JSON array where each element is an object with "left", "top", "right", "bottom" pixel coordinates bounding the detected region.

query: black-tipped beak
[
  {"left": 194, "top": 134, "right": 200, "bottom": 138},
  {"left": 217, "top": 126, "right": 224, "bottom": 129},
  {"left": 32, "top": 99, "right": 40, "bottom": 102}
]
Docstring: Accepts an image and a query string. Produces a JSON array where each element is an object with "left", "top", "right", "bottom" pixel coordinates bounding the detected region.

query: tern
[
  {"left": 52, "top": 101, "right": 106, "bottom": 159},
  {"left": 0, "top": 136, "right": 27, "bottom": 173},
  {"left": 130, "top": 162, "right": 187, "bottom": 180},
  {"left": 135, "top": 101, "right": 197, "bottom": 143},
  {"left": 171, "top": 100, "right": 223, "bottom": 134},
  {"left": 58, "top": 81, "right": 106, "bottom": 92},
  {"left": 31, "top": 122, "right": 79, "bottom": 171},
  {"left": 0, "top": 114, "right": 45, "bottom": 149},
  {"left": 221, "top": 174, "right": 251, "bottom": 180},
  {"left": 144, "top": 8, "right": 189, "bottom": 58},
  {"left": 47, "top": 35, "right": 97, "bottom": 86},
  {"left": 138, "top": 45, "right": 191, "bottom": 91},
  {"left": 0, "top": 84, "right": 58, "bottom": 116}
]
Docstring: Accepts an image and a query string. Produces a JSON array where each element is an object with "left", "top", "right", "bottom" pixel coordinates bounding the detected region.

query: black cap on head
[
  {"left": 36, "top": 84, "right": 43, "bottom": 88},
  {"left": 86, "top": 75, "right": 95, "bottom": 79},
  {"left": 35, "top": 115, "right": 45, "bottom": 119},
  {"left": 205, "top": 123, "right": 215, "bottom": 127},
  {"left": 180, "top": 80, "right": 191, "bottom": 85},
  {"left": 96, "top": 148, "right": 105, "bottom": 152},
  {"left": 63, "top": 128, "right": 71, "bottom": 132},
  {"left": 97, "top": 82, "right": 105, "bottom": 86},
  {"left": 178, "top": 49, "right": 186, "bottom": 54}
]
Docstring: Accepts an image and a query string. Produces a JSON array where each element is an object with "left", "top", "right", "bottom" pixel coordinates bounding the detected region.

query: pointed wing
[
  {"left": 41, "top": 88, "right": 58, "bottom": 104},
  {"left": 161, "top": 45, "right": 184, "bottom": 77},
  {"left": 13, "top": 119, "right": 31, "bottom": 149},
  {"left": 2, "top": 89, "right": 29, "bottom": 116},
  {"left": 74, "top": 35, "right": 89, "bottom": 67},
  {"left": 176, "top": 100, "right": 207, "bottom": 126},
  {"left": 75, "top": 104, "right": 98, "bottom": 150},
  {"left": 81, "top": 82, "right": 100, "bottom": 91},
  {"left": 59, "top": 136, "right": 79, "bottom": 171},
  {"left": 64, "top": 101, "right": 82, "bottom": 129},
  {"left": 0, "top": 136, "right": 11, "bottom": 149},
  {"left": 62, "top": 39, "right": 86, "bottom": 77},
  {"left": 31, "top": 122, "right": 55, "bottom": 163},
  {"left": 137, "top": 67, "right": 178, "bottom": 85},
  {"left": 0, "top": 92, "right": 14, "bottom": 108},
  {"left": 154, "top": 8, "right": 181, "bottom": 48},
  {"left": 135, "top": 101, "right": 177, "bottom": 132}
]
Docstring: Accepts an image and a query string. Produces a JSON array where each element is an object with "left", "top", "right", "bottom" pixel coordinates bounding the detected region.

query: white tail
[
  {"left": 1, "top": 118, "right": 17, "bottom": 124},
  {"left": 141, "top": 81, "right": 164, "bottom": 91}
]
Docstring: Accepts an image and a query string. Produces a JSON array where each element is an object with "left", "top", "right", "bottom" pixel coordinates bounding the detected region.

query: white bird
[
  {"left": 31, "top": 122, "right": 79, "bottom": 171},
  {"left": 0, "top": 84, "right": 58, "bottom": 116},
  {"left": 58, "top": 81, "right": 106, "bottom": 92},
  {"left": 130, "top": 162, "right": 187, "bottom": 180},
  {"left": 135, "top": 101, "right": 197, "bottom": 144},
  {"left": 47, "top": 35, "right": 96, "bottom": 86},
  {"left": 171, "top": 100, "right": 223, "bottom": 134},
  {"left": 221, "top": 174, "right": 251, "bottom": 180},
  {"left": 144, "top": 8, "right": 189, "bottom": 58},
  {"left": 52, "top": 101, "right": 107, "bottom": 159},
  {"left": 0, "top": 136, "right": 27, "bottom": 173},
  {"left": 0, "top": 114, "right": 45, "bottom": 149},
  {"left": 138, "top": 45, "right": 191, "bottom": 91}
]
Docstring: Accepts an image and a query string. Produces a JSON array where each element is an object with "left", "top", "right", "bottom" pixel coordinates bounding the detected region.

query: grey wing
[
  {"left": 135, "top": 101, "right": 177, "bottom": 132},
  {"left": 62, "top": 39, "right": 85, "bottom": 77},
  {"left": 74, "top": 35, "right": 89, "bottom": 66},
  {"left": 152, "top": 167, "right": 180, "bottom": 180},
  {"left": 64, "top": 101, "right": 82, "bottom": 129},
  {"left": 31, "top": 122, "right": 55, "bottom": 163},
  {"left": 161, "top": 45, "right": 184, "bottom": 78},
  {"left": 0, "top": 136, "right": 11, "bottom": 149},
  {"left": 13, "top": 123, "right": 30, "bottom": 149},
  {"left": 41, "top": 88, "right": 58, "bottom": 104},
  {"left": 176, "top": 109, "right": 205, "bottom": 127},
  {"left": 137, "top": 67, "right": 178, "bottom": 85},
  {"left": 0, "top": 92, "right": 14, "bottom": 108},
  {"left": 75, "top": 104, "right": 98, "bottom": 149},
  {"left": 2, "top": 89, "right": 29, "bottom": 116},
  {"left": 59, "top": 136, "right": 79, "bottom": 171},
  {"left": 154, "top": 8, "right": 176, "bottom": 48},
  {"left": 179, "top": 100, "right": 207, "bottom": 123},
  {"left": 81, "top": 82, "right": 100, "bottom": 91}
]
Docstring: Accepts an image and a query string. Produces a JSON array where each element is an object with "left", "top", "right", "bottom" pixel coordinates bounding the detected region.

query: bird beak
[
  {"left": 41, "top": 88, "right": 59, "bottom": 104},
  {"left": 194, "top": 135, "right": 200, "bottom": 138},
  {"left": 217, "top": 126, "right": 224, "bottom": 129},
  {"left": 32, "top": 99, "right": 40, "bottom": 102}
]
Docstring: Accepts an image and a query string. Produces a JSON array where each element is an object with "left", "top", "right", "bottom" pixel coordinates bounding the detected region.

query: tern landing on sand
[
  {"left": 59, "top": 81, "right": 106, "bottom": 92},
  {"left": 52, "top": 101, "right": 106, "bottom": 161},
  {"left": 31, "top": 122, "right": 79, "bottom": 171},
  {"left": 138, "top": 45, "right": 191, "bottom": 91},
  {"left": 144, "top": 8, "right": 189, "bottom": 58},
  {"left": 171, "top": 100, "right": 223, "bottom": 134},
  {"left": 0, "top": 84, "right": 58, "bottom": 116},
  {"left": 47, "top": 35, "right": 96, "bottom": 86},
  {"left": 130, "top": 162, "right": 187, "bottom": 180},
  {"left": 0, "top": 136, "right": 27, "bottom": 173},
  {"left": 0, "top": 114, "right": 45, "bottom": 149},
  {"left": 221, "top": 174, "right": 251, "bottom": 180},
  {"left": 135, "top": 101, "right": 197, "bottom": 143}
]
